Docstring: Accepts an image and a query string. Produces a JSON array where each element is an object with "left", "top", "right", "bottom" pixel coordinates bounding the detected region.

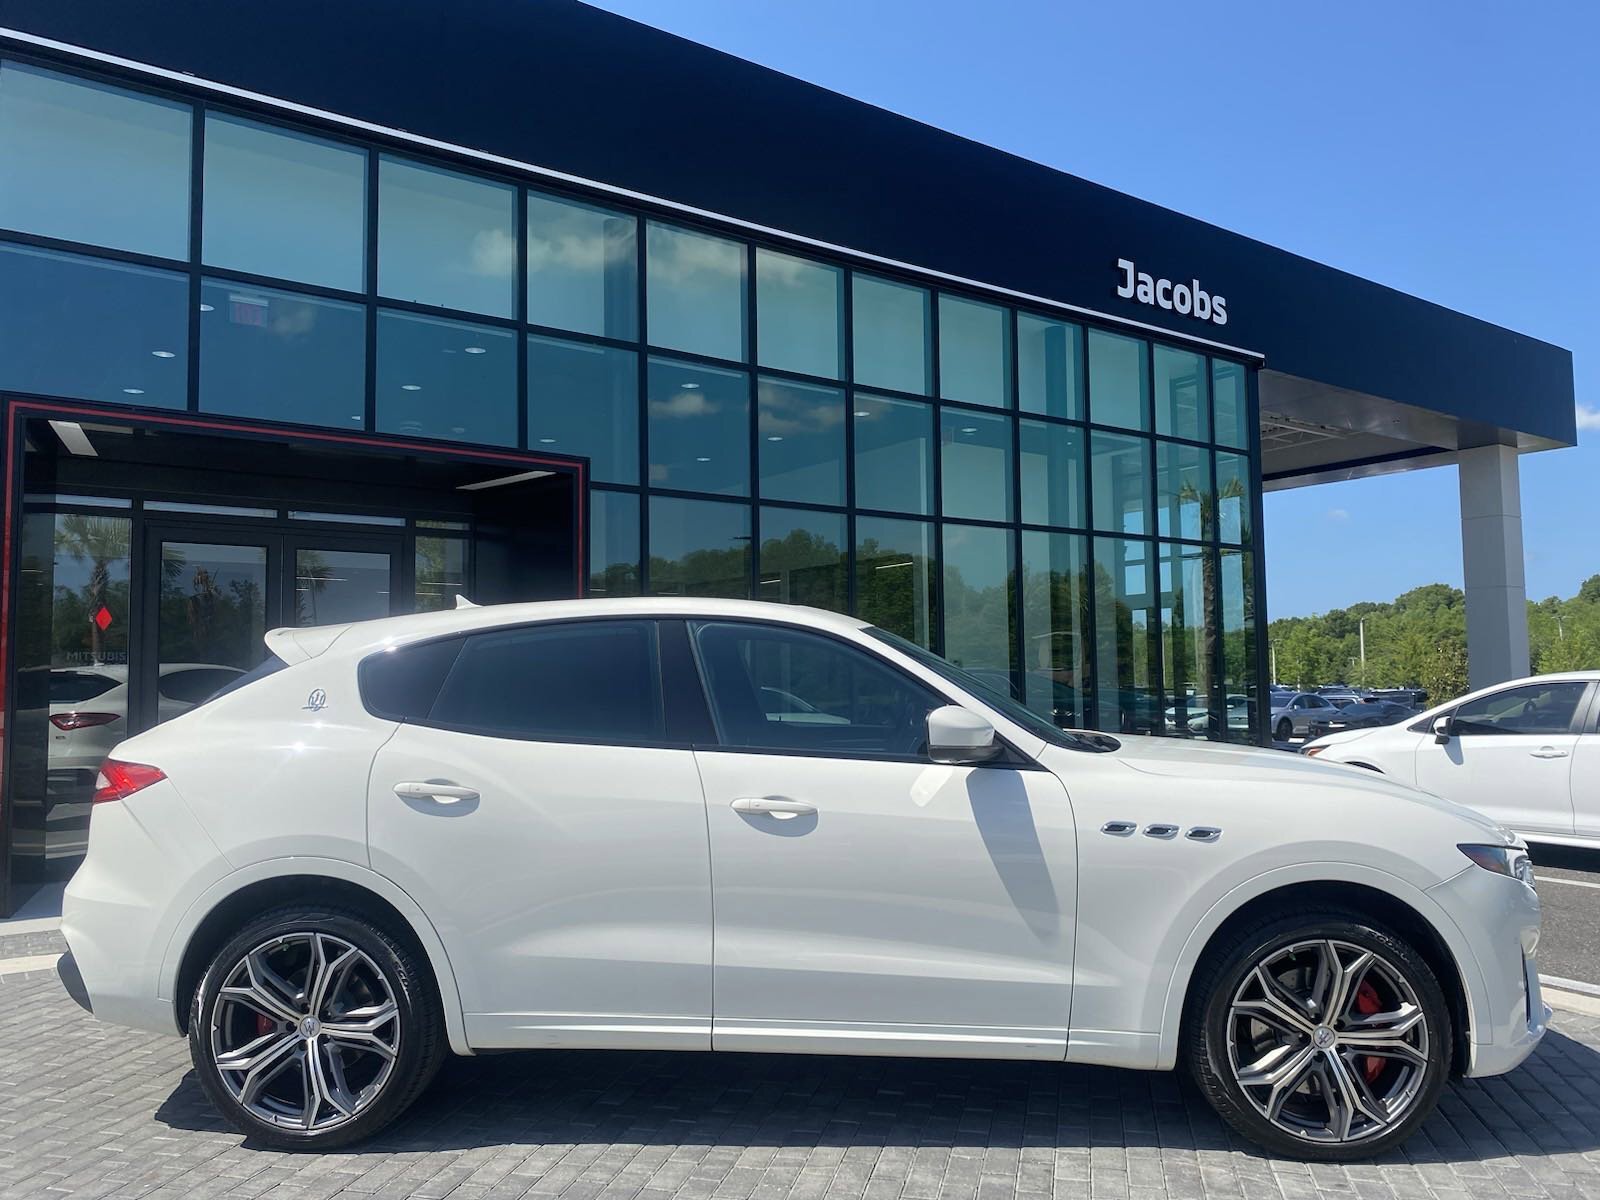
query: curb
[{"left": 1542, "top": 978, "right": 1600, "bottom": 1018}]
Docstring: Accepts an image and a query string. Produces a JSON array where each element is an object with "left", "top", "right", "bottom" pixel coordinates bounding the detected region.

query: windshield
[{"left": 866, "top": 627, "right": 1119, "bottom": 753}]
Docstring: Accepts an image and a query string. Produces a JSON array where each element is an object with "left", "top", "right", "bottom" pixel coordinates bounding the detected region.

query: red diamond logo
[{"left": 93, "top": 606, "right": 113, "bottom": 632}]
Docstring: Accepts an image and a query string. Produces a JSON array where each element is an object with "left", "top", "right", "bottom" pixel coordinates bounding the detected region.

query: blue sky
[{"left": 586, "top": 0, "right": 1596, "bottom": 618}]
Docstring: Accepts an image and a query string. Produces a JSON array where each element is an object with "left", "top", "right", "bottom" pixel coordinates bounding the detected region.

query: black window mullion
[
  {"left": 185, "top": 105, "right": 204, "bottom": 414},
  {"left": 928, "top": 289, "right": 944, "bottom": 656},
  {"left": 635, "top": 212, "right": 650, "bottom": 594},
  {"left": 745, "top": 243, "right": 759, "bottom": 601},
  {"left": 843, "top": 269, "right": 859, "bottom": 618},
  {"left": 515, "top": 186, "right": 528, "bottom": 450},
  {"left": 1008, "top": 306, "right": 1025, "bottom": 708},
  {"left": 363, "top": 148, "right": 379, "bottom": 432},
  {"left": 1145, "top": 337, "right": 1165, "bottom": 736}
]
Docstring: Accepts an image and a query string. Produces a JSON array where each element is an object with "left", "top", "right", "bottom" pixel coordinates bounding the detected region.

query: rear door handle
[
  {"left": 731, "top": 796, "right": 816, "bottom": 818},
  {"left": 1530, "top": 748, "right": 1570, "bottom": 759},
  {"left": 393, "top": 781, "right": 479, "bottom": 804}
]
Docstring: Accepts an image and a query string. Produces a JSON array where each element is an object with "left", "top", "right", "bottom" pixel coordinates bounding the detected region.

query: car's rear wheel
[
  {"left": 1274, "top": 717, "right": 1293, "bottom": 741},
  {"left": 189, "top": 906, "right": 445, "bottom": 1149},
  {"left": 1185, "top": 910, "right": 1451, "bottom": 1160}
]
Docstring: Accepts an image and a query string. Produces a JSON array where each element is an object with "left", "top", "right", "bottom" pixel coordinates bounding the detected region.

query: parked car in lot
[
  {"left": 61, "top": 599, "right": 1546, "bottom": 1160},
  {"left": 1305, "top": 671, "right": 1600, "bottom": 849},
  {"left": 1270, "top": 691, "right": 1345, "bottom": 741},
  {"left": 1317, "top": 700, "right": 1419, "bottom": 733}
]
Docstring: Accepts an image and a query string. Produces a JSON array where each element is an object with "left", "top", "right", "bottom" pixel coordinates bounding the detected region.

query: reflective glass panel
[
  {"left": 758, "top": 377, "right": 845, "bottom": 506},
  {"left": 1213, "top": 359, "right": 1250, "bottom": 450},
  {"left": 853, "top": 394, "right": 933, "bottom": 515},
  {"left": 0, "top": 62, "right": 190, "bottom": 259},
  {"left": 942, "top": 523, "right": 1015, "bottom": 675},
  {"left": 759, "top": 507, "right": 847, "bottom": 612},
  {"left": 939, "top": 294, "right": 1010, "bottom": 408},
  {"left": 294, "top": 548, "right": 391, "bottom": 627},
  {"left": 526, "top": 191, "right": 637, "bottom": 339},
  {"left": 1160, "top": 542, "right": 1212, "bottom": 738},
  {"left": 203, "top": 113, "right": 365, "bottom": 292},
  {"left": 377, "top": 156, "right": 516, "bottom": 317},
  {"left": 1091, "top": 432, "right": 1151, "bottom": 535},
  {"left": 528, "top": 335, "right": 638, "bottom": 484},
  {"left": 646, "top": 221, "right": 746, "bottom": 362},
  {"left": 756, "top": 249, "right": 843, "bottom": 379},
  {"left": 1087, "top": 329, "right": 1149, "bottom": 431},
  {"left": 852, "top": 274, "right": 930, "bottom": 395},
  {"left": 375, "top": 310, "right": 517, "bottom": 446},
  {"left": 199, "top": 280, "right": 365, "bottom": 428},
  {"left": 941, "top": 408, "right": 1013, "bottom": 523},
  {"left": 1020, "top": 530, "right": 1088, "bottom": 730},
  {"left": 0, "top": 243, "right": 187, "bottom": 408},
  {"left": 855, "top": 516, "right": 936, "bottom": 648},
  {"left": 157, "top": 541, "right": 268, "bottom": 723},
  {"left": 1216, "top": 451, "right": 1251, "bottom": 544},
  {"left": 648, "top": 495, "right": 751, "bottom": 598},
  {"left": 1153, "top": 345, "right": 1209, "bottom": 442},
  {"left": 588, "top": 489, "right": 641, "bottom": 597},
  {"left": 1018, "top": 314, "right": 1082, "bottom": 421},
  {"left": 1092, "top": 536, "right": 1159, "bottom": 735},
  {"left": 1156, "top": 440, "right": 1213, "bottom": 541},
  {"left": 1220, "top": 549, "right": 1257, "bottom": 743},
  {"left": 1019, "top": 419, "right": 1085, "bottom": 528},
  {"left": 11, "top": 510, "right": 132, "bottom": 875},
  {"left": 647, "top": 358, "right": 749, "bottom": 496},
  {"left": 415, "top": 536, "right": 468, "bottom": 612}
]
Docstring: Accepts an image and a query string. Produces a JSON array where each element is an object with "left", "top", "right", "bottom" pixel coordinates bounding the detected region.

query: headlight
[
  {"left": 1302, "top": 745, "right": 1326, "bottom": 757},
  {"left": 1459, "top": 843, "right": 1536, "bottom": 889}
]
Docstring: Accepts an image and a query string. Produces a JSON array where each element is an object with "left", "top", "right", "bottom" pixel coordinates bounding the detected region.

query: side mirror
[
  {"left": 1432, "top": 716, "right": 1454, "bottom": 744},
  {"left": 927, "top": 704, "right": 1001, "bottom": 765}
]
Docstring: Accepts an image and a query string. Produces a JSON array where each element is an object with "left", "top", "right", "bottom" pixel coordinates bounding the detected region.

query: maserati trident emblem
[{"left": 303, "top": 689, "right": 328, "bottom": 712}]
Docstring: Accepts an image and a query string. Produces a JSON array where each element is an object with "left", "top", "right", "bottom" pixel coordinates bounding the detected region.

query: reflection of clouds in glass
[
  {"left": 469, "top": 227, "right": 516, "bottom": 278},
  {"left": 758, "top": 384, "right": 843, "bottom": 436},
  {"left": 649, "top": 226, "right": 742, "bottom": 286},
  {"left": 759, "top": 252, "right": 817, "bottom": 288},
  {"left": 528, "top": 231, "right": 631, "bottom": 273},
  {"left": 649, "top": 389, "right": 719, "bottom": 419}
]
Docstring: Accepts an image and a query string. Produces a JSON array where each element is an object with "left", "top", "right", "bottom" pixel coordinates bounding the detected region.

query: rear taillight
[
  {"left": 93, "top": 760, "right": 166, "bottom": 804},
  {"left": 50, "top": 712, "right": 120, "bottom": 731}
]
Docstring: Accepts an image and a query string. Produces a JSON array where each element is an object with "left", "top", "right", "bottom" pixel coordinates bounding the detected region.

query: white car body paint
[{"left": 63, "top": 598, "right": 1547, "bottom": 1086}]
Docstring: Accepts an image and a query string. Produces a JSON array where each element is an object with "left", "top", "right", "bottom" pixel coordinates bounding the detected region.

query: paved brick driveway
[{"left": 4, "top": 936, "right": 1600, "bottom": 1200}]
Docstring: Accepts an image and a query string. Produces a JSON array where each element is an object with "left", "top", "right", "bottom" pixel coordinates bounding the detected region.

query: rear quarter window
[{"left": 359, "top": 637, "right": 466, "bottom": 722}]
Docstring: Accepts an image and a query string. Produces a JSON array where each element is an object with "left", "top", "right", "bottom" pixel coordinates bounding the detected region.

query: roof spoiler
[
  {"left": 263, "top": 624, "right": 351, "bottom": 665},
  {"left": 455, "top": 594, "right": 478, "bottom": 609}
]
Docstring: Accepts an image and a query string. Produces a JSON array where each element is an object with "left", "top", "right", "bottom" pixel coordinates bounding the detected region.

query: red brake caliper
[
  {"left": 256, "top": 1013, "right": 276, "bottom": 1039},
  {"left": 1354, "top": 979, "right": 1384, "bottom": 1082}
]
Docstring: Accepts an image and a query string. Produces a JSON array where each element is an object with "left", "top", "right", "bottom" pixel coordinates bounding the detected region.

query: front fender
[
  {"left": 1152, "top": 861, "right": 1487, "bottom": 1071},
  {"left": 159, "top": 857, "right": 472, "bottom": 1055}
]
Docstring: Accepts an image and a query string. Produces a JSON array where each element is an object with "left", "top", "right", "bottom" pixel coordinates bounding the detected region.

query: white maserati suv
[{"left": 59, "top": 599, "right": 1546, "bottom": 1159}]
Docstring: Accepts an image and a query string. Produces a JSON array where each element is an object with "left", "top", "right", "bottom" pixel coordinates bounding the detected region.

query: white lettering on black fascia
[{"left": 1115, "top": 259, "right": 1228, "bottom": 327}]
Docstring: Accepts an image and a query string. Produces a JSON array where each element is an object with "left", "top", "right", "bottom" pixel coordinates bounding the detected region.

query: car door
[
  {"left": 1414, "top": 679, "right": 1589, "bottom": 836},
  {"left": 1570, "top": 686, "right": 1600, "bottom": 840},
  {"left": 687, "top": 618, "right": 1077, "bottom": 1060},
  {"left": 366, "top": 618, "right": 713, "bottom": 1050}
]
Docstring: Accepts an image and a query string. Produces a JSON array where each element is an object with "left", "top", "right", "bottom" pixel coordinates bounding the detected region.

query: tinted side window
[
  {"left": 428, "top": 621, "right": 663, "bottom": 743},
  {"left": 1453, "top": 682, "right": 1588, "bottom": 737},
  {"left": 360, "top": 636, "right": 465, "bottom": 722},
  {"left": 159, "top": 667, "right": 246, "bottom": 705},
  {"left": 692, "top": 621, "right": 941, "bottom": 758}
]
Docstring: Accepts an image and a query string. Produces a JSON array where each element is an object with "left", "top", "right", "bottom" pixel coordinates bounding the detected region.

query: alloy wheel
[
  {"left": 1225, "top": 938, "right": 1431, "bottom": 1144},
  {"left": 208, "top": 931, "right": 401, "bottom": 1132}
]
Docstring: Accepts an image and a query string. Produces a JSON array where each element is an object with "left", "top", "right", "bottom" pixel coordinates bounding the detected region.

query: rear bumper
[{"left": 56, "top": 951, "right": 91, "bottom": 1014}]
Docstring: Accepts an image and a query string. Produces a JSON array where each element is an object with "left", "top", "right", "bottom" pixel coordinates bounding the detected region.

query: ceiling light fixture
[
  {"left": 463, "top": 346, "right": 487, "bottom": 355},
  {"left": 401, "top": 384, "right": 422, "bottom": 391},
  {"left": 151, "top": 349, "right": 176, "bottom": 359},
  {"left": 457, "top": 469, "right": 555, "bottom": 492},
  {"left": 49, "top": 420, "right": 97, "bottom": 458},
  {"left": 122, "top": 388, "right": 145, "bottom": 396},
  {"left": 680, "top": 382, "right": 701, "bottom": 390},
  {"left": 198, "top": 303, "right": 215, "bottom": 312}
]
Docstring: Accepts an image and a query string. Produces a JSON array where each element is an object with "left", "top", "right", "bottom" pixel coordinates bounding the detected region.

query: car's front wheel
[
  {"left": 1274, "top": 717, "right": 1293, "bottom": 742},
  {"left": 1185, "top": 910, "right": 1452, "bottom": 1160},
  {"left": 189, "top": 906, "right": 445, "bottom": 1149}
]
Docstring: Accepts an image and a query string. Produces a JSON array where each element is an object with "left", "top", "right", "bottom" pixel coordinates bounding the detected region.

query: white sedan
[
  {"left": 60, "top": 599, "right": 1546, "bottom": 1160},
  {"left": 1305, "top": 671, "right": 1600, "bottom": 849}
]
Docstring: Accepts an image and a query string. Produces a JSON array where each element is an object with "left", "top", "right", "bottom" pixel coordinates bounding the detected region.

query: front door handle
[
  {"left": 731, "top": 796, "right": 817, "bottom": 818},
  {"left": 1530, "top": 748, "right": 1570, "bottom": 759},
  {"left": 393, "top": 780, "right": 479, "bottom": 804}
]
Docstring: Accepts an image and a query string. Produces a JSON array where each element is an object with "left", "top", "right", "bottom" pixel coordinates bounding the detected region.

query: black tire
[
  {"left": 189, "top": 906, "right": 446, "bottom": 1150},
  {"left": 1184, "top": 909, "right": 1452, "bottom": 1161},
  {"left": 1274, "top": 718, "right": 1293, "bottom": 742}
]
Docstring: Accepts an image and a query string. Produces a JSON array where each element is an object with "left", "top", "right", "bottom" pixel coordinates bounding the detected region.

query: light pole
[{"left": 1359, "top": 618, "right": 1366, "bottom": 689}]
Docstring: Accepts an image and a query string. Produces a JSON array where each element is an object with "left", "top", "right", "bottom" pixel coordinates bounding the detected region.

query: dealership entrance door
[{"left": 0, "top": 400, "right": 585, "bottom": 914}]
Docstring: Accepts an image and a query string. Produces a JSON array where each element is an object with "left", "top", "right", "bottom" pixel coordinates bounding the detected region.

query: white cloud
[
  {"left": 1577, "top": 404, "right": 1600, "bottom": 432},
  {"left": 1327, "top": 508, "right": 1349, "bottom": 521}
]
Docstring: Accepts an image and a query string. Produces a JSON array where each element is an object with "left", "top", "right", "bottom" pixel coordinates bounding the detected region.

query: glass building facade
[{"left": 0, "top": 56, "right": 1263, "bottom": 743}]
